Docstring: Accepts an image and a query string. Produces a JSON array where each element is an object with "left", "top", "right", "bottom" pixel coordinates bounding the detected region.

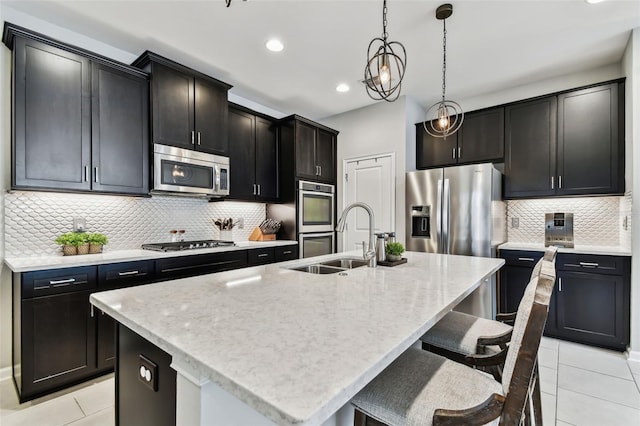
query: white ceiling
[{"left": 4, "top": 0, "right": 640, "bottom": 120}]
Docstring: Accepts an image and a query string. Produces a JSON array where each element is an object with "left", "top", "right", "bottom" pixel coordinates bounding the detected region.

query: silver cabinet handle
[
  {"left": 118, "top": 270, "right": 140, "bottom": 276},
  {"left": 579, "top": 262, "right": 599, "bottom": 268},
  {"left": 458, "top": 147, "right": 461, "bottom": 158},
  {"left": 257, "top": 184, "right": 261, "bottom": 195},
  {"left": 91, "top": 304, "right": 95, "bottom": 318},
  {"left": 282, "top": 250, "right": 292, "bottom": 255},
  {"left": 258, "top": 253, "right": 269, "bottom": 258},
  {"left": 318, "top": 166, "right": 322, "bottom": 176},
  {"left": 551, "top": 176, "right": 554, "bottom": 189},
  {"left": 559, "top": 175, "right": 562, "bottom": 189},
  {"left": 50, "top": 278, "right": 76, "bottom": 285},
  {"left": 191, "top": 131, "right": 195, "bottom": 145},
  {"left": 518, "top": 257, "right": 535, "bottom": 262},
  {"left": 84, "top": 166, "right": 89, "bottom": 182},
  {"left": 559, "top": 277, "right": 562, "bottom": 292},
  {"left": 197, "top": 131, "right": 201, "bottom": 146},
  {"left": 253, "top": 184, "right": 257, "bottom": 195},
  {"left": 94, "top": 167, "right": 99, "bottom": 183},
  {"left": 452, "top": 148, "right": 456, "bottom": 159}
]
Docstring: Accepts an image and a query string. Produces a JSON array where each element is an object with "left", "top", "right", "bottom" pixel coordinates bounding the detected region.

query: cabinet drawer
[
  {"left": 248, "top": 248, "right": 275, "bottom": 266},
  {"left": 275, "top": 245, "right": 298, "bottom": 262},
  {"left": 21, "top": 266, "right": 97, "bottom": 299},
  {"left": 557, "top": 254, "right": 629, "bottom": 276},
  {"left": 499, "top": 250, "right": 543, "bottom": 267},
  {"left": 155, "top": 251, "right": 248, "bottom": 281},
  {"left": 98, "top": 260, "right": 154, "bottom": 290}
]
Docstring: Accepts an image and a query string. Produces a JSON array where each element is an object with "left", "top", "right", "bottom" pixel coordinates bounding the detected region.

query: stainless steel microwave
[{"left": 152, "top": 144, "right": 229, "bottom": 197}]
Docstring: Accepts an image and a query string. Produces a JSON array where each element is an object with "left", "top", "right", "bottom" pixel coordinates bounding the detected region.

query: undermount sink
[{"left": 287, "top": 257, "right": 368, "bottom": 274}]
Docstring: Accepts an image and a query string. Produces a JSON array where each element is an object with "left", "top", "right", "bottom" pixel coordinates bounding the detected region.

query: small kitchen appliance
[
  {"left": 141, "top": 240, "right": 235, "bottom": 252},
  {"left": 545, "top": 212, "right": 574, "bottom": 248}
]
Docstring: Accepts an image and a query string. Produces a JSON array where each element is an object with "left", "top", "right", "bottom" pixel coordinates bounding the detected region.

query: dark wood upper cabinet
[
  {"left": 228, "top": 105, "right": 278, "bottom": 201},
  {"left": 92, "top": 63, "right": 149, "bottom": 195},
  {"left": 504, "top": 80, "right": 624, "bottom": 199},
  {"left": 133, "top": 51, "right": 232, "bottom": 156},
  {"left": 12, "top": 37, "right": 91, "bottom": 191},
  {"left": 458, "top": 108, "right": 504, "bottom": 164},
  {"left": 5, "top": 24, "right": 150, "bottom": 196},
  {"left": 504, "top": 96, "right": 557, "bottom": 198},
  {"left": 556, "top": 82, "right": 623, "bottom": 196},
  {"left": 416, "top": 107, "right": 504, "bottom": 169},
  {"left": 281, "top": 116, "right": 338, "bottom": 185},
  {"left": 416, "top": 122, "right": 458, "bottom": 169}
]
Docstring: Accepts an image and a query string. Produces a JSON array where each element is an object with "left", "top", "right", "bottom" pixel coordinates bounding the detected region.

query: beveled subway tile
[
  {"left": 1, "top": 394, "right": 84, "bottom": 426},
  {"left": 558, "top": 364, "right": 640, "bottom": 409},
  {"left": 557, "top": 388, "right": 640, "bottom": 426},
  {"left": 559, "top": 341, "right": 632, "bottom": 380}
]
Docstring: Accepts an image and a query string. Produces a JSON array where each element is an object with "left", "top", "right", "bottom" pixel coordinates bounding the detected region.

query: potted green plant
[
  {"left": 385, "top": 242, "right": 405, "bottom": 262},
  {"left": 87, "top": 233, "right": 108, "bottom": 254},
  {"left": 55, "top": 232, "right": 84, "bottom": 256}
]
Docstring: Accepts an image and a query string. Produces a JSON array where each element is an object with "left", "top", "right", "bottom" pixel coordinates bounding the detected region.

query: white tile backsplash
[
  {"left": 506, "top": 196, "right": 630, "bottom": 247},
  {"left": 3, "top": 191, "right": 266, "bottom": 257}
]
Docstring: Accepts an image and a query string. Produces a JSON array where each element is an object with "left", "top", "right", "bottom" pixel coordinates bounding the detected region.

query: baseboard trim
[
  {"left": 0, "top": 366, "right": 12, "bottom": 382},
  {"left": 625, "top": 350, "right": 640, "bottom": 368}
]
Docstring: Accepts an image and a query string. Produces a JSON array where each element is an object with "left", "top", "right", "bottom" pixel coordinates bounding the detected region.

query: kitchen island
[{"left": 90, "top": 251, "right": 504, "bottom": 425}]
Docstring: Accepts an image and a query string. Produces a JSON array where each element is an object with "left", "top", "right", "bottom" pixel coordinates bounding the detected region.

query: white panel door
[{"left": 343, "top": 154, "right": 394, "bottom": 252}]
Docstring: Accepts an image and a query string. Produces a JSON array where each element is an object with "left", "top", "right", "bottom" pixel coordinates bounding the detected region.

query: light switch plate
[
  {"left": 511, "top": 217, "right": 519, "bottom": 228},
  {"left": 73, "top": 217, "right": 86, "bottom": 232}
]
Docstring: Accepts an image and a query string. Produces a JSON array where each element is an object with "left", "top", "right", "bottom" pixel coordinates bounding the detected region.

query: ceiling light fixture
[
  {"left": 336, "top": 83, "right": 350, "bottom": 93},
  {"left": 364, "top": 0, "right": 407, "bottom": 102},
  {"left": 265, "top": 39, "right": 284, "bottom": 52},
  {"left": 585, "top": 0, "right": 607, "bottom": 4},
  {"left": 423, "top": 4, "right": 463, "bottom": 139}
]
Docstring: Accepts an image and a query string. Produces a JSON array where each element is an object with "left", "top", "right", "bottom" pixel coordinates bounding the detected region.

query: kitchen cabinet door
[
  {"left": 150, "top": 62, "right": 194, "bottom": 150},
  {"left": 228, "top": 108, "right": 257, "bottom": 200},
  {"left": 91, "top": 63, "right": 149, "bottom": 195},
  {"left": 555, "top": 271, "right": 629, "bottom": 350},
  {"left": 315, "top": 128, "right": 336, "bottom": 183},
  {"left": 504, "top": 96, "right": 557, "bottom": 198},
  {"left": 96, "top": 310, "right": 116, "bottom": 371},
  {"left": 21, "top": 290, "right": 96, "bottom": 399},
  {"left": 295, "top": 121, "right": 318, "bottom": 180},
  {"left": 557, "top": 82, "right": 623, "bottom": 196},
  {"left": 195, "top": 78, "right": 229, "bottom": 155},
  {"left": 457, "top": 108, "right": 504, "bottom": 164},
  {"left": 13, "top": 37, "right": 91, "bottom": 191},
  {"left": 499, "top": 264, "right": 533, "bottom": 314},
  {"left": 255, "top": 116, "right": 279, "bottom": 200},
  {"left": 415, "top": 122, "right": 458, "bottom": 169}
]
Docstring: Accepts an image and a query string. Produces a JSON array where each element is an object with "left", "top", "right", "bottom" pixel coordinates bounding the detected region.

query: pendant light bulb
[{"left": 379, "top": 60, "right": 391, "bottom": 83}]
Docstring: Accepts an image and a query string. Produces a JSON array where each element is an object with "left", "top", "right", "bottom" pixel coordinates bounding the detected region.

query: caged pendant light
[
  {"left": 364, "top": 0, "right": 407, "bottom": 102},
  {"left": 423, "top": 3, "right": 464, "bottom": 138}
]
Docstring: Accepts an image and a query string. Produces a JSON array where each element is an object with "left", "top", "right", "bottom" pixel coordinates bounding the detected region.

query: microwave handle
[{"left": 215, "top": 165, "right": 221, "bottom": 191}]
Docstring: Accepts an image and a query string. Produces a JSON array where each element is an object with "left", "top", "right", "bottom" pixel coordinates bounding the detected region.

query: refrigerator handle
[
  {"left": 436, "top": 179, "right": 443, "bottom": 253},
  {"left": 443, "top": 178, "right": 451, "bottom": 254}
]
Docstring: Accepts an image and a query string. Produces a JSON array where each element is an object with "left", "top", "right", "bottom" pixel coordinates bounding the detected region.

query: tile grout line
[
  {"left": 555, "top": 386, "right": 640, "bottom": 412},
  {"left": 557, "top": 361, "right": 638, "bottom": 382},
  {"left": 72, "top": 396, "right": 87, "bottom": 418}
]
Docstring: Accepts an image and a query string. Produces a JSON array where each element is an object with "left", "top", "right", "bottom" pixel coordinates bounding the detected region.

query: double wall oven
[{"left": 297, "top": 180, "right": 335, "bottom": 258}]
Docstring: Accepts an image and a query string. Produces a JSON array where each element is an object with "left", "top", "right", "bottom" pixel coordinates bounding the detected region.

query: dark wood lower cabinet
[
  {"left": 117, "top": 324, "right": 176, "bottom": 426},
  {"left": 499, "top": 250, "right": 630, "bottom": 351}
]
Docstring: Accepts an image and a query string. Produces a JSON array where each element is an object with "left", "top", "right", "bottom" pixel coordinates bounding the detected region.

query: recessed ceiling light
[
  {"left": 336, "top": 83, "right": 350, "bottom": 93},
  {"left": 265, "top": 39, "right": 284, "bottom": 52},
  {"left": 585, "top": 0, "right": 607, "bottom": 4}
]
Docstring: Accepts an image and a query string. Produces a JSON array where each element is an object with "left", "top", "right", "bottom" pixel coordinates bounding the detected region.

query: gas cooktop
[{"left": 141, "top": 240, "right": 236, "bottom": 252}]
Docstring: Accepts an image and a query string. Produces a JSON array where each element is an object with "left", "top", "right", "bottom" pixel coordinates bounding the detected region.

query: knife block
[{"left": 248, "top": 227, "right": 276, "bottom": 241}]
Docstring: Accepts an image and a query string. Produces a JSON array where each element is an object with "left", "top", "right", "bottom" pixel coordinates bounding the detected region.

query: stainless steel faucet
[{"left": 336, "top": 202, "right": 377, "bottom": 267}]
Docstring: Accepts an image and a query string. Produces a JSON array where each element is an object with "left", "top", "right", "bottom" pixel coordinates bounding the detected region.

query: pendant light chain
[
  {"left": 382, "top": 0, "right": 388, "bottom": 40},
  {"left": 441, "top": 19, "right": 447, "bottom": 102}
]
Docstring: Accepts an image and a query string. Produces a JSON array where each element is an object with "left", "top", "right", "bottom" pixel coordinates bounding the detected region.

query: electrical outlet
[
  {"left": 237, "top": 217, "right": 244, "bottom": 229},
  {"left": 511, "top": 217, "right": 519, "bottom": 228},
  {"left": 73, "top": 217, "right": 86, "bottom": 232}
]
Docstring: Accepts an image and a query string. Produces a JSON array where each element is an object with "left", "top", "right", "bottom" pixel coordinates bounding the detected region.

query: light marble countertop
[
  {"left": 4, "top": 240, "right": 298, "bottom": 272},
  {"left": 498, "top": 242, "right": 631, "bottom": 256},
  {"left": 90, "top": 250, "right": 504, "bottom": 426}
]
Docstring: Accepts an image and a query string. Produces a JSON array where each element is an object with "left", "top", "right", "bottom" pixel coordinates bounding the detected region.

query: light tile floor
[{"left": 1, "top": 338, "right": 639, "bottom": 425}]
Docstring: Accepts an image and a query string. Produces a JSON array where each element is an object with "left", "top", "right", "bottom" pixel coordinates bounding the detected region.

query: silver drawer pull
[
  {"left": 258, "top": 254, "right": 269, "bottom": 258},
  {"left": 118, "top": 270, "right": 140, "bottom": 276},
  {"left": 518, "top": 257, "right": 535, "bottom": 262},
  {"left": 49, "top": 278, "right": 76, "bottom": 285},
  {"left": 579, "top": 262, "right": 599, "bottom": 268},
  {"left": 282, "top": 250, "right": 292, "bottom": 255}
]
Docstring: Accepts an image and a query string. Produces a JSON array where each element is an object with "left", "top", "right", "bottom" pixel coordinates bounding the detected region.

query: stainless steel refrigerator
[{"left": 405, "top": 163, "right": 506, "bottom": 319}]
